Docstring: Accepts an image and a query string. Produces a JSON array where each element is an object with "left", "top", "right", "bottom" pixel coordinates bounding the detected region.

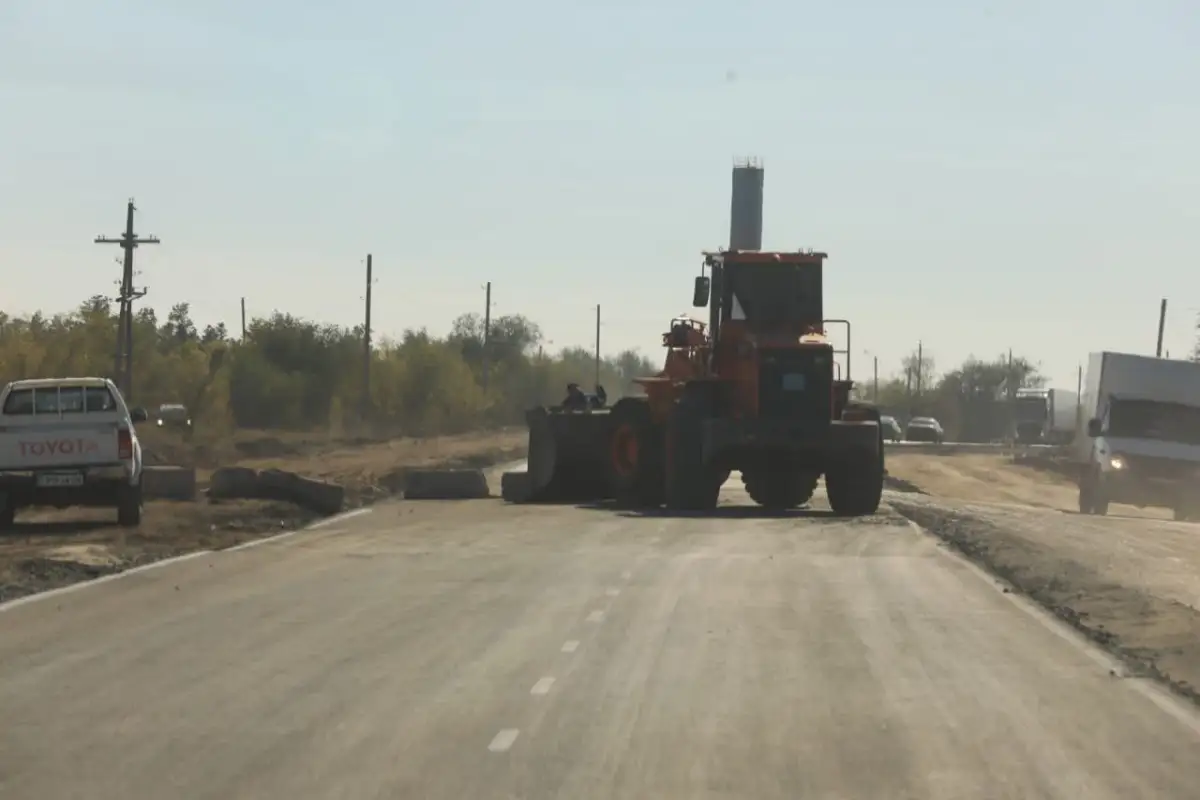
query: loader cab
[
  {"left": 694, "top": 250, "right": 826, "bottom": 335},
  {"left": 695, "top": 250, "right": 836, "bottom": 421}
]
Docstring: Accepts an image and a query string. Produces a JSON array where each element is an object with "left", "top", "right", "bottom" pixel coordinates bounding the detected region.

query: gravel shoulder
[
  {"left": 0, "top": 428, "right": 527, "bottom": 603},
  {"left": 885, "top": 452, "right": 1200, "bottom": 704}
]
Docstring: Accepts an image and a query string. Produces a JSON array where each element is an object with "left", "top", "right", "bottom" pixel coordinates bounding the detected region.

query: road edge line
[
  {"left": 222, "top": 507, "right": 372, "bottom": 553},
  {"left": 0, "top": 549, "right": 214, "bottom": 613}
]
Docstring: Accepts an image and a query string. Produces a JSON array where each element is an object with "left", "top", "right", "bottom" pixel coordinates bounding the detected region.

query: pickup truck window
[{"left": 2, "top": 386, "right": 119, "bottom": 415}]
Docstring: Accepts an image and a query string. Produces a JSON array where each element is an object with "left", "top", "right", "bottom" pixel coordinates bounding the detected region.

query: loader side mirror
[
  {"left": 692, "top": 276, "right": 710, "bottom": 307},
  {"left": 1086, "top": 418, "right": 1102, "bottom": 438}
]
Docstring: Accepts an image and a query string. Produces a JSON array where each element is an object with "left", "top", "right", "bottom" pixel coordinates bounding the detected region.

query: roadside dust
[{"left": 885, "top": 452, "right": 1169, "bottom": 518}]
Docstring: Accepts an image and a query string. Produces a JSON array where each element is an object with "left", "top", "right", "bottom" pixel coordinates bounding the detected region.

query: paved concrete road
[{"left": 3, "top": 486, "right": 1200, "bottom": 798}]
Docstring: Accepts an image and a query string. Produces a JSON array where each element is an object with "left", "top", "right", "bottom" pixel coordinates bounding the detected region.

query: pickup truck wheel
[{"left": 117, "top": 483, "right": 143, "bottom": 527}]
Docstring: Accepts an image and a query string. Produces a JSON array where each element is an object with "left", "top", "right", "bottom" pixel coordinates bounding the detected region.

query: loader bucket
[{"left": 524, "top": 406, "right": 614, "bottom": 503}]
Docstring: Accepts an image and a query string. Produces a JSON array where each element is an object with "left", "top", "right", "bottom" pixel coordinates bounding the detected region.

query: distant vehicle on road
[
  {"left": 879, "top": 415, "right": 903, "bottom": 442},
  {"left": 1013, "top": 388, "right": 1078, "bottom": 444},
  {"left": 905, "top": 416, "right": 944, "bottom": 444},
  {"left": 154, "top": 403, "right": 192, "bottom": 431},
  {"left": 0, "top": 377, "right": 148, "bottom": 529}
]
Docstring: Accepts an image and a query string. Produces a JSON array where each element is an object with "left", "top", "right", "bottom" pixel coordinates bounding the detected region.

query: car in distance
[
  {"left": 155, "top": 403, "right": 192, "bottom": 431},
  {"left": 904, "top": 416, "right": 945, "bottom": 444}
]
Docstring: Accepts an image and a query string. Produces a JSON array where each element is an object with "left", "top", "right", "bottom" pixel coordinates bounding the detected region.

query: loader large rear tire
[
  {"left": 608, "top": 398, "right": 665, "bottom": 508},
  {"left": 743, "top": 470, "right": 819, "bottom": 511},
  {"left": 664, "top": 388, "right": 721, "bottom": 512}
]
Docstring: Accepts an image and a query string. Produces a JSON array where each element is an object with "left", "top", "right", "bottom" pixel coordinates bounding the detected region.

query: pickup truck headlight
[{"left": 1109, "top": 455, "right": 1126, "bottom": 470}]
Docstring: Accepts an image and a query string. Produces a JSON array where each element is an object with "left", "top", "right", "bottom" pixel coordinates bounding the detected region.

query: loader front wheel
[
  {"left": 743, "top": 470, "right": 819, "bottom": 511},
  {"left": 664, "top": 388, "right": 721, "bottom": 512},
  {"left": 608, "top": 398, "right": 664, "bottom": 508},
  {"left": 825, "top": 432, "right": 884, "bottom": 517}
]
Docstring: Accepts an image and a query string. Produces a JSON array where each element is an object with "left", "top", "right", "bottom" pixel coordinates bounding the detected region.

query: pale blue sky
[{"left": 3, "top": 0, "right": 1197, "bottom": 389}]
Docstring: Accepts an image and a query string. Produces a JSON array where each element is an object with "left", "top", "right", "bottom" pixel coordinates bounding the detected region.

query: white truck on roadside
[
  {"left": 0, "top": 377, "right": 147, "bottom": 528},
  {"left": 1074, "top": 352, "right": 1200, "bottom": 520}
]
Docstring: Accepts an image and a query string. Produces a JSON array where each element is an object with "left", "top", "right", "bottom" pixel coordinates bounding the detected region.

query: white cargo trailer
[
  {"left": 1046, "top": 388, "right": 1079, "bottom": 444},
  {"left": 1073, "top": 352, "right": 1200, "bottom": 520}
]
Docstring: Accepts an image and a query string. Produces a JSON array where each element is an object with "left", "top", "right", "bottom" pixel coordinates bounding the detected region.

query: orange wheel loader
[{"left": 512, "top": 248, "right": 884, "bottom": 515}]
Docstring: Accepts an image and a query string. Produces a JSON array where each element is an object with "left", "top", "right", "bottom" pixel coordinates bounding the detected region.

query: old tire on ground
[
  {"left": 208, "top": 466, "right": 261, "bottom": 500},
  {"left": 404, "top": 469, "right": 490, "bottom": 500},
  {"left": 743, "top": 470, "right": 819, "bottom": 511},
  {"left": 825, "top": 430, "right": 884, "bottom": 517},
  {"left": 608, "top": 397, "right": 665, "bottom": 508},
  {"left": 500, "top": 471, "right": 532, "bottom": 503},
  {"left": 117, "top": 481, "right": 143, "bottom": 527},
  {"left": 664, "top": 387, "right": 721, "bottom": 512},
  {"left": 255, "top": 469, "right": 345, "bottom": 515},
  {"left": 142, "top": 465, "right": 198, "bottom": 501}
]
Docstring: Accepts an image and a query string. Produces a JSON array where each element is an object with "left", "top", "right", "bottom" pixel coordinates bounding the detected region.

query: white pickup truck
[{"left": 0, "top": 377, "right": 147, "bottom": 528}]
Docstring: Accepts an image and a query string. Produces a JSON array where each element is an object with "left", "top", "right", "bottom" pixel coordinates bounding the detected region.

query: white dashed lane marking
[
  {"left": 488, "top": 729, "right": 520, "bottom": 752},
  {"left": 561, "top": 640, "right": 580, "bottom": 653},
  {"left": 586, "top": 610, "right": 605, "bottom": 623},
  {"left": 530, "top": 677, "right": 556, "bottom": 696}
]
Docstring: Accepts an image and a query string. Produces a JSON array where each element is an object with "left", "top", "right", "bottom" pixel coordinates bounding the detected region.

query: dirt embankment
[
  {"left": 0, "top": 427, "right": 528, "bottom": 603},
  {"left": 886, "top": 451, "right": 1200, "bottom": 705}
]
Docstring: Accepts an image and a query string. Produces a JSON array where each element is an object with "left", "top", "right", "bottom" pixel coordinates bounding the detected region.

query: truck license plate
[{"left": 36, "top": 472, "right": 84, "bottom": 488}]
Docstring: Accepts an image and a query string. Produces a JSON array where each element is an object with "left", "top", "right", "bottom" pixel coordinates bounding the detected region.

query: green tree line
[{"left": 0, "top": 297, "right": 660, "bottom": 436}]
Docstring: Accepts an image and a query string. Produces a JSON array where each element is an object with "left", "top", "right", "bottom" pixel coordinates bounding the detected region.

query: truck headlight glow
[{"left": 1109, "top": 455, "right": 1126, "bottom": 470}]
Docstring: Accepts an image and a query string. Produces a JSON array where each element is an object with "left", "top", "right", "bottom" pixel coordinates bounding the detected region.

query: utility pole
[
  {"left": 95, "top": 199, "right": 159, "bottom": 402},
  {"left": 915, "top": 341, "right": 924, "bottom": 396},
  {"left": 362, "top": 254, "right": 373, "bottom": 422},
  {"left": 1076, "top": 364, "right": 1083, "bottom": 429},
  {"left": 1007, "top": 347, "right": 1015, "bottom": 443},
  {"left": 873, "top": 356, "right": 879, "bottom": 402},
  {"left": 482, "top": 282, "right": 492, "bottom": 394},
  {"left": 240, "top": 297, "right": 247, "bottom": 339},
  {"left": 594, "top": 304, "right": 601, "bottom": 388},
  {"left": 1156, "top": 298, "right": 1167, "bottom": 357}
]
